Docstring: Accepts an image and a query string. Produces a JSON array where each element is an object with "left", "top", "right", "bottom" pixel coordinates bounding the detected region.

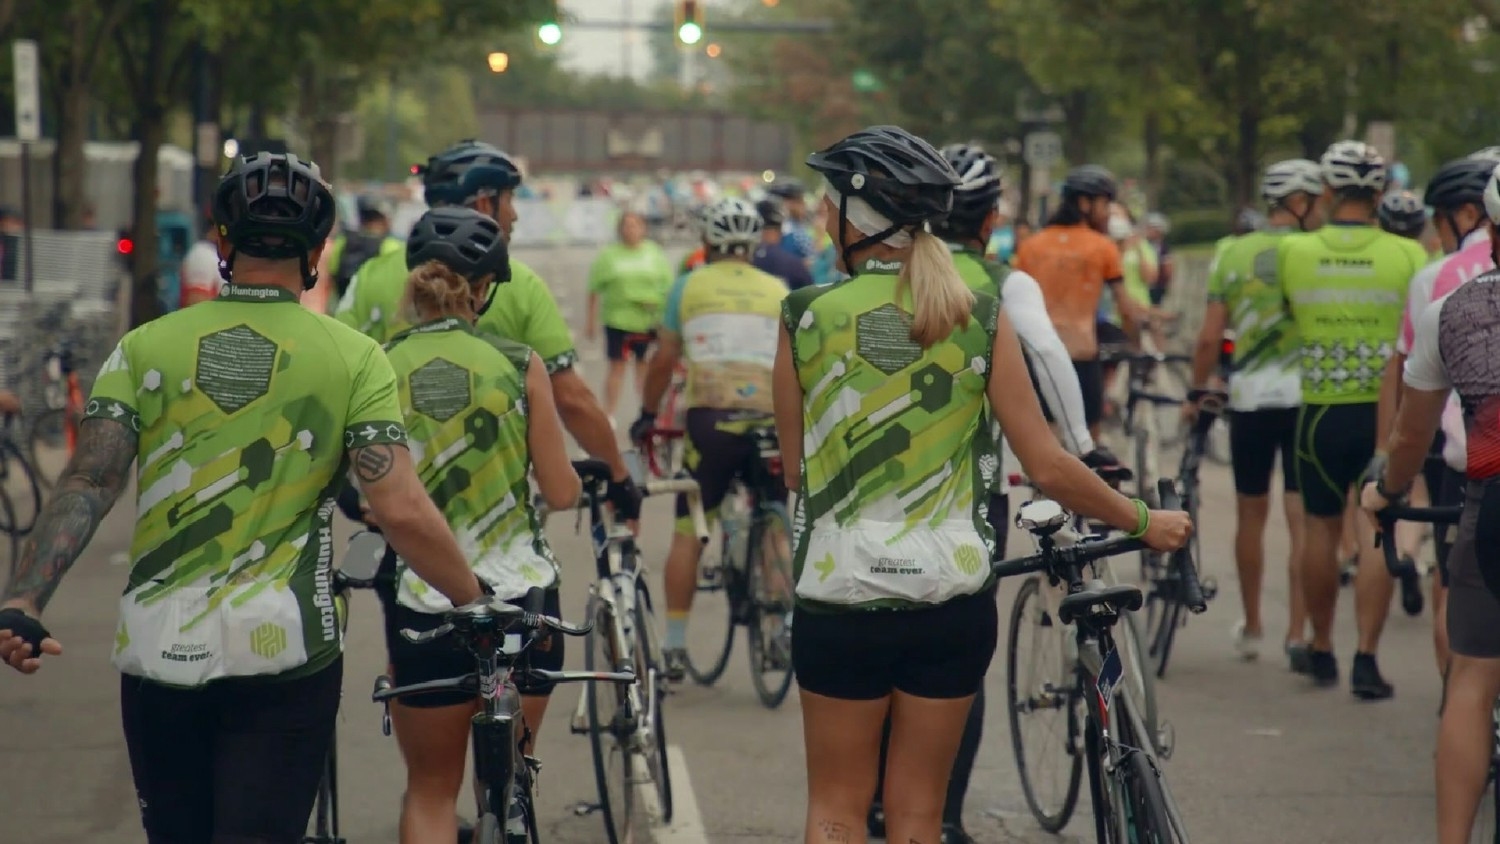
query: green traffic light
[
  {"left": 677, "top": 21, "right": 703, "bottom": 45},
  {"left": 538, "top": 22, "right": 563, "bottom": 45}
]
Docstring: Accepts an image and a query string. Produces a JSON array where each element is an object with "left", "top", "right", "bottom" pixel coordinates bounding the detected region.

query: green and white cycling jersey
[
  {"left": 782, "top": 258, "right": 999, "bottom": 612},
  {"left": 1279, "top": 223, "right": 1425, "bottom": 405},
  {"left": 1207, "top": 228, "right": 1301, "bottom": 410},
  {"left": 588, "top": 240, "right": 674, "bottom": 333},
  {"left": 384, "top": 317, "right": 558, "bottom": 612},
  {"left": 89, "top": 282, "right": 408, "bottom": 687},
  {"left": 334, "top": 249, "right": 578, "bottom": 373}
]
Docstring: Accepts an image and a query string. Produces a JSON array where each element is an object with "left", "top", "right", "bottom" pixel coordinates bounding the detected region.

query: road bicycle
[
  {"left": 373, "top": 587, "right": 632, "bottom": 844},
  {"left": 26, "top": 339, "right": 84, "bottom": 492},
  {"left": 537, "top": 458, "right": 708, "bottom": 844},
  {"left": 1000, "top": 479, "right": 1205, "bottom": 842},
  {"left": 0, "top": 414, "right": 40, "bottom": 540},
  {"left": 1140, "top": 389, "right": 1222, "bottom": 678},
  {"left": 680, "top": 424, "right": 796, "bottom": 709},
  {"left": 641, "top": 367, "right": 688, "bottom": 479},
  {"left": 1372, "top": 501, "right": 1494, "bottom": 842}
]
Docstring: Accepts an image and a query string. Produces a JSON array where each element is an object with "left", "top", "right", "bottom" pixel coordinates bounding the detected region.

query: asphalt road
[{"left": 0, "top": 244, "right": 1451, "bottom": 844}]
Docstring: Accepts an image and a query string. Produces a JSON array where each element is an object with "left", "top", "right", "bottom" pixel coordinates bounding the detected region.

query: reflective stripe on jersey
[
  {"left": 384, "top": 318, "right": 559, "bottom": 610},
  {"left": 335, "top": 250, "right": 578, "bottom": 373},
  {"left": 1206, "top": 228, "right": 1301, "bottom": 410},
  {"left": 662, "top": 261, "right": 788, "bottom": 413},
  {"left": 1279, "top": 223, "right": 1424, "bottom": 404},
  {"left": 90, "top": 282, "right": 408, "bottom": 686},
  {"left": 782, "top": 260, "right": 999, "bottom": 612}
]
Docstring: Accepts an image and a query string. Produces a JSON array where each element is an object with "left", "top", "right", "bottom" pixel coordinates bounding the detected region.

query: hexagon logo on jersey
[
  {"left": 410, "top": 358, "right": 471, "bottom": 422},
  {"left": 196, "top": 325, "right": 277, "bottom": 414},
  {"left": 248, "top": 621, "right": 287, "bottom": 659},
  {"left": 855, "top": 304, "right": 922, "bottom": 375}
]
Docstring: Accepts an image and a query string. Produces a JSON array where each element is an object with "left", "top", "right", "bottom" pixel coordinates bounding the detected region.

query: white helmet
[
  {"left": 1320, "top": 140, "right": 1387, "bottom": 192},
  {"left": 1482, "top": 163, "right": 1500, "bottom": 225},
  {"left": 1261, "top": 159, "right": 1323, "bottom": 201},
  {"left": 1471, "top": 146, "right": 1500, "bottom": 163},
  {"left": 702, "top": 197, "right": 763, "bottom": 254}
]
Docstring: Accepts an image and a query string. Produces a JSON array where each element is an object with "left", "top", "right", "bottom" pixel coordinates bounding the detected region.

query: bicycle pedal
[{"left": 570, "top": 801, "right": 602, "bottom": 817}]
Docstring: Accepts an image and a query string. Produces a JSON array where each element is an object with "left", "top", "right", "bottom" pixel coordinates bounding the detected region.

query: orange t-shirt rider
[{"left": 1014, "top": 166, "right": 1151, "bottom": 434}]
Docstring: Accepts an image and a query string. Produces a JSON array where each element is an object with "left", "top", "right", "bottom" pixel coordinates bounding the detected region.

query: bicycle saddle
[
  {"left": 1093, "top": 465, "right": 1134, "bottom": 484},
  {"left": 1058, "top": 583, "right": 1144, "bottom": 626},
  {"left": 571, "top": 459, "right": 613, "bottom": 485}
]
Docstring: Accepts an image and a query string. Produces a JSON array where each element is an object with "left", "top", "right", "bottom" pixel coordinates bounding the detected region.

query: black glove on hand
[
  {"left": 0, "top": 607, "right": 52, "bottom": 661},
  {"left": 606, "top": 472, "right": 644, "bottom": 522},
  {"left": 628, "top": 412, "right": 657, "bottom": 446}
]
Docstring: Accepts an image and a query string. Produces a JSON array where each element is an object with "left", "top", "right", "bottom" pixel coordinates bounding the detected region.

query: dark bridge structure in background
[{"left": 477, "top": 108, "right": 795, "bottom": 174}]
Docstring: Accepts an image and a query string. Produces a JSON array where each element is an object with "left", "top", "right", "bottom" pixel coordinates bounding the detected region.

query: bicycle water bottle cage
[{"left": 1016, "top": 499, "right": 1068, "bottom": 537}]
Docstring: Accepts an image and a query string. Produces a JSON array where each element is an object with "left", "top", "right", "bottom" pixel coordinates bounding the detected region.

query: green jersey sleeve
[
  {"left": 85, "top": 334, "right": 144, "bottom": 432},
  {"left": 344, "top": 341, "right": 408, "bottom": 448},
  {"left": 478, "top": 259, "right": 578, "bottom": 374}
]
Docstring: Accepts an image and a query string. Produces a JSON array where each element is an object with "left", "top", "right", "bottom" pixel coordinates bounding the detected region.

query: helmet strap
[
  {"left": 218, "top": 251, "right": 234, "bottom": 282},
  {"left": 298, "top": 253, "right": 318, "bottom": 291},
  {"left": 473, "top": 282, "right": 498, "bottom": 318}
]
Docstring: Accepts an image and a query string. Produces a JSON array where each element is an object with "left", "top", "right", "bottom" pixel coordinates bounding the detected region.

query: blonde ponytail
[
  {"left": 402, "top": 259, "right": 476, "bottom": 323},
  {"left": 898, "top": 229, "right": 975, "bottom": 347}
]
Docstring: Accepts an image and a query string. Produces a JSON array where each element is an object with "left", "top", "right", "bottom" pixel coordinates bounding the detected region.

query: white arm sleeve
[
  {"left": 1403, "top": 294, "right": 1452, "bottom": 392},
  {"left": 1001, "top": 270, "right": 1095, "bottom": 454}
]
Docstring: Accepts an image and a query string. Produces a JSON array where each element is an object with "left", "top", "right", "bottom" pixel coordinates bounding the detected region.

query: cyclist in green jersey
[
  {"left": 334, "top": 140, "right": 640, "bottom": 515},
  {"left": 586, "top": 210, "right": 674, "bottom": 418},
  {"left": 775, "top": 125, "right": 1192, "bottom": 844},
  {"left": 1187, "top": 157, "right": 1323, "bottom": 668},
  {"left": 380, "top": 208, "right": 580, "bottom": 844},
  {"left": 629, "top": 197, "right": 791, "bottom": 682},
  {"left": 0, "top": 153, "right": 484, "bottom": 844},
  {"left": 1280, "top": 140, "right": 1427, "bottom": 697}
]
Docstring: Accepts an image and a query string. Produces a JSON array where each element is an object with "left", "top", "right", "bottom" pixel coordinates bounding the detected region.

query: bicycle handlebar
[
  {"left": 398, "top": 588, "right": 594, "bottom": 646},
  {"left": 1373, "top": 502, "right": 1461, "bottom": 579},
  {"left": 372, "top": 667, "right": 636, "bottom": 704},
  {"left": 536, "top": 458, "right": 711, "bottom": 545}
]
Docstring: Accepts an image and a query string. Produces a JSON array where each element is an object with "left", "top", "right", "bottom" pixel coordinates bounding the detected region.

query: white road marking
[{"left": 640, "top": 743, "right": 708, "bottom": 843}]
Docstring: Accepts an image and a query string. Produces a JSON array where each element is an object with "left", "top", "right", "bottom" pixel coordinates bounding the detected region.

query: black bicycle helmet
[
  {"left": 1061, "top": 165, "right": 1118, "bottom": 200},
  {"left": 766, "top": 179, "right": 805, "bottom": 200},
  {"left": 419, "top": 140, "right": 523, "bottom": 206},
  {"left": 1424, "top": 157, "right": 1494, "bottom": 210},
  {"left": 938, "top": 142, "right": 1003, "bottom": 231},
  {"left": 807, "top": 125, "right": 958, "bottom": 276},
  {"left": 1377, "top": 191, "right": 1427, "bottom": 239},
  {"left": 756, "top": 198, "right": 786, "bottom": 228},
  {"left": 405, "top": 208, "right": 510, "bottom": 283},
  {"left": 212, "top": 152, "right": 336, "bottom": 288}
]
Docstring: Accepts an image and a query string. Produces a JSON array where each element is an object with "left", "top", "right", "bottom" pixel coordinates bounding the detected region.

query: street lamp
[{"left": 487, "top": 51, "right": 510, "bottom": 73}]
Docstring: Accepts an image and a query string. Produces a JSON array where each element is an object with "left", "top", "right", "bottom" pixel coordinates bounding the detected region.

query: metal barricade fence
[{"left": 0, "top": 230, "right": 127, "bottom": 418}]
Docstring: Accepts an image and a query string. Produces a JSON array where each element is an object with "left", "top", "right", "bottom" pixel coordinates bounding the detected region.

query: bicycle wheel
[
  {"left": 633, "top": 578, "right": 673, "bottom": 823},
  {"left": 1005, "top": 576, "right": 1083, "bottom": 832},
  {"left": 1145, "top": 562, "right": 1185, "bottom": 679},
  {"left": 584, "top": 593, "right": 635, "bottom": 844},
  {"left": 27, "top": 408, "right": 72, "bottom": 491},
  {"left": 686, "top": 508, "right": 737, "bottom": 686},
  {"left": 0, "top": 438, "right": 41, "bottom": 535},
  {"left": 745, "top": 502, "right": 795, "bottom": 709},
  {"left": 473, "top": 812, "right": 502, "bottom": 844},
  {"left": 1120, "top": 746, "right": 1178, "bottom": 842}
]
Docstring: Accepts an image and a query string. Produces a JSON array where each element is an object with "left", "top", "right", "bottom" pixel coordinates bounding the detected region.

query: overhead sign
[
  {"left": 1024, "top": 131, "right": 1062, "bottom": 168},
  {"left": 13, "top": 40, "right": 40, "bottom": 143}
]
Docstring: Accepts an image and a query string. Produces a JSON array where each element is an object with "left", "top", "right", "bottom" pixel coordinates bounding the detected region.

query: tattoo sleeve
[{"left": 2, "top": 418, "right": 136, "bottom": 611}]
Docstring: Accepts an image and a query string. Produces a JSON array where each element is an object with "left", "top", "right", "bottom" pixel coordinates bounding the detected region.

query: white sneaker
[{"left": 1233, "top": 620, "right": 1262, "bottom": 661}]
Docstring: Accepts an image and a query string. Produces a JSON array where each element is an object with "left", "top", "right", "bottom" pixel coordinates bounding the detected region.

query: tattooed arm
[
  {"left": 1, "top": 418, "right": 137, "bottom": 615},
  {"left": 350, "top": 443, "right": 484, "bottom": 606}
]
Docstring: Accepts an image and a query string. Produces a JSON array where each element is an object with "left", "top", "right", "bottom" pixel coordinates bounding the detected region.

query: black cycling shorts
[
  {"left": 676, "top": 408, "right": 787, "bottom": 529},
  {"left": 121, "top": 657, "right": 343, "bottom": 844},
  {"left": 605, "top": 326, "right": 654, "bottom": 362},
  {"left": 1445, "top": 480, "right": 1500, "bottom": 658},
  {"left": 383, "top": 588, "right": 565, "bottom": 707},
  {"left": 1072, "top": 359, "right": 1104, "bottom": 428},
  {"left": 1294, "top": 402, "right": 1377, "bottom": 517},
  {"left": 1433, "top": 464, "right": 1465, "bottom": 587},
  {"left": 1228, "top": 407, "right": 1300, "bottom": 496},
  {"left": 791, "top": 585, "right": 998, "bottom": 701}
]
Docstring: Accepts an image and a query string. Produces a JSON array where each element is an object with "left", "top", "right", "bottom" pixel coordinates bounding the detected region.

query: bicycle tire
[
  {"left": 584, "top": 593, "right": 634, "bottom": 844},
  {"left": 685, "top": 527, "right": 736, "bottom": 687},
  {"left": 1146, "top": 568, "right": 1184, "bottom": 679},
  {"left": 0, "top": 437, "right": 41, "bottom": 535},
  {"left": 473, "top": 812, "right": 502, "bottom": 844},
  {"left": 1005, "top": 576, "right": 1083, "bottom": 832},
  {"left": 633, "top": 579, "right": 674, "bottom": 823},
  {"left": 27, "top": 408, "right": 73, "bottom": 492},
  {"left": 1122, "top": 746, "right": 1179, "bottom": 842},
  {"left": 745, "top": 502, "right": 795, "bottom": 709}
]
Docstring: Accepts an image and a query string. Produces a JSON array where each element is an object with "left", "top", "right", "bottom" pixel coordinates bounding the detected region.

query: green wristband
[{"left": 1126, "top": 498, "right": 1150, "bottom": 539}]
